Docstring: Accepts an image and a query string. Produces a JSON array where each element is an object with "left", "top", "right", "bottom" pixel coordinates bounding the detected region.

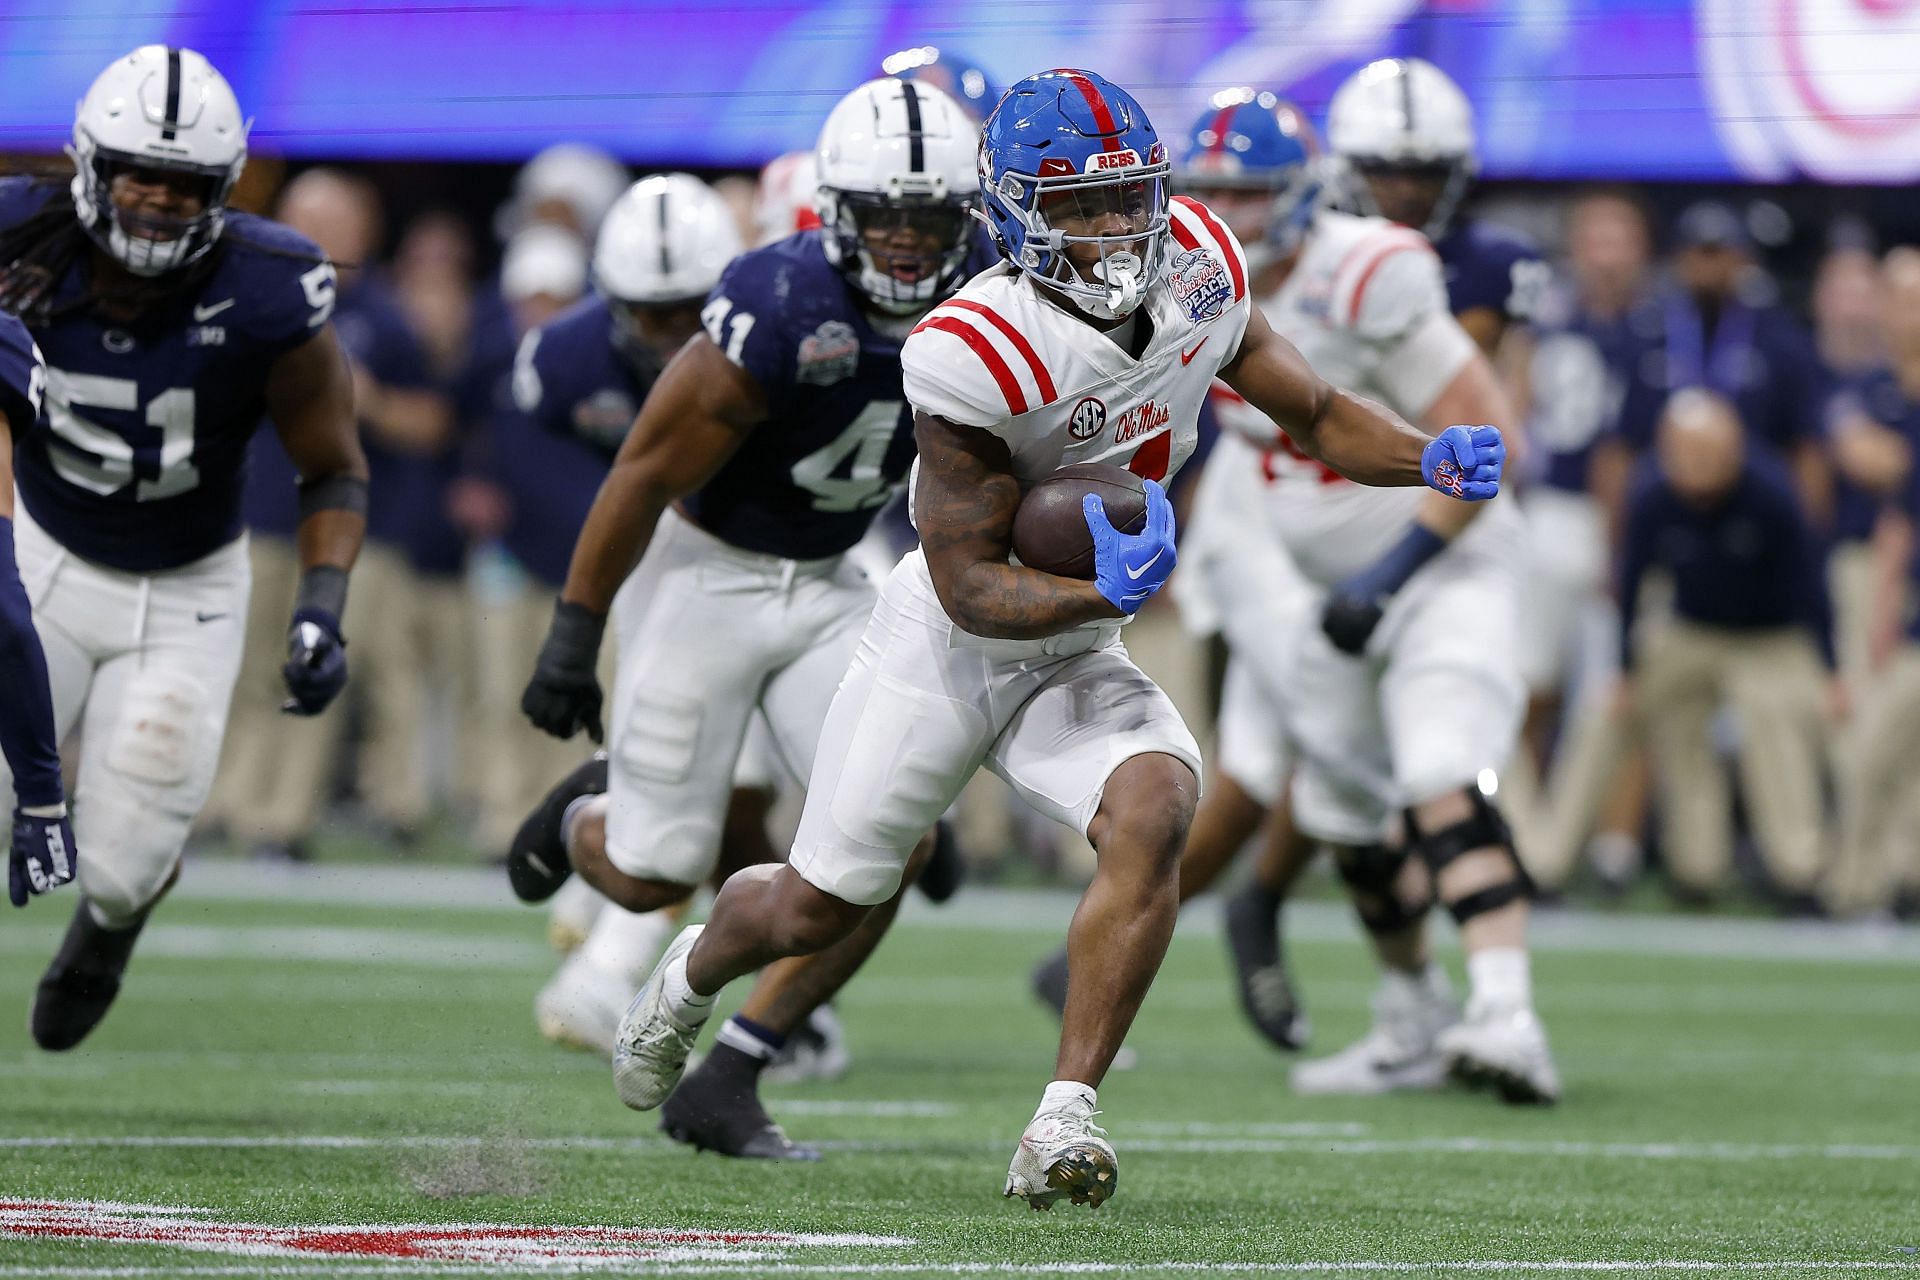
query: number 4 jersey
[
  {"left": 0, "top": 177, "right": 334, "bottom": 573},
  {"left": 685, "top": 227, "right": 995, "bottom": 560}
]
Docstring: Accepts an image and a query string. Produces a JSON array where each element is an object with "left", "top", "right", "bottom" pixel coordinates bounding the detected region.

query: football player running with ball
[
  {"left": 507, "top": 79, "right": 990, "bottom": 1159},
  {"left": 0, "top": 47, "right": 367, "bottom": 1051},
  {"left": 612, "top": 68, "right": 1507, "bottom": 1209}
]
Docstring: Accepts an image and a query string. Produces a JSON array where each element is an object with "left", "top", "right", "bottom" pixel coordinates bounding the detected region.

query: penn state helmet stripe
[
  {"left": 941, "top": 299, "right": 1057, "bottom": 403},
  {"left": 656, "top": 183, "right": 671, "bottom": 277},
  {"left": 1397, "top": 58, "right": 1415, "bottom": 135},
  {"left": 161, "top": 46, "right": 182, "bottom": 141},
  {"left": 1058, "top": 69, "right": 1123, "bottom": 151},
  {"left": 915, "top": 315, "right": 1028, "bottom": 414},
  {"left": 899, "top": 79, "right": 925, "bottom": 172}
]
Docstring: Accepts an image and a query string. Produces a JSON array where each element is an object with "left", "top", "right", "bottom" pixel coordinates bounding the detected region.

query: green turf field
[{"left": 0, "top": 863, "right": 1914, "bottom": 1277}]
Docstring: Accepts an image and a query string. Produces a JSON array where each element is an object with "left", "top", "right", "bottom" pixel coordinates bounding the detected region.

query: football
[{"left": 1010, "top": 462, "right": 1149, "bottom": 579}]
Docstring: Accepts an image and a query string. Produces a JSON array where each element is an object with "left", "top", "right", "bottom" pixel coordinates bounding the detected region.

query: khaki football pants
[
  {"left": 1831, "top": 646, "right": 1920, "bottom": 914},
  {"left": 1637, "top": 621, "right": 1832, "bottom": 897}
]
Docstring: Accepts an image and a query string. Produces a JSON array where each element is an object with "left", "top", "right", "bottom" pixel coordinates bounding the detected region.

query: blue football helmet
[
  {"left": 1181, "top": 88, "right": 1323, "bottom": 259},
  {"left": 978, "top": 68, "right": 1170, "bottom": 320},
  {"left": 883, "top": 45, "right": 1000, "bottom": 123}
]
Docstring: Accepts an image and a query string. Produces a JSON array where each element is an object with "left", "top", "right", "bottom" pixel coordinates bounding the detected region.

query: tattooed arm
[
  {"left": 1218, "top": 302, "right": 1431, "bottom": 486},
  {"left": 914, "top": 412, "right": 1122, "bottom": 639}
]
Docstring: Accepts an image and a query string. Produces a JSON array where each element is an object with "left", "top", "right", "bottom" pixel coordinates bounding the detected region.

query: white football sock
[
  {"left": 1036, "top": 1080, "right": 1097, "bottom": 1119},
  {"left": 660, "top": 945, "right": 714, "bottom": 1017},
  {"left": 1466, "top": 946, "right": 1532, "bottom": 1012}
]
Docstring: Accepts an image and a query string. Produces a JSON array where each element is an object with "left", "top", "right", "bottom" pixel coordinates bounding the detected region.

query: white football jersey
[
  {"left": 902, "top": 196, "right": 1254, "bottom": 500},
  {"left": 1210, "top": 209, "right": 1485, "bottom": 585}
]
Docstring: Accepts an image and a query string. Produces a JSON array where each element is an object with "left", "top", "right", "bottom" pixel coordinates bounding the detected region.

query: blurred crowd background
[{"left": 7, "top": 2, "right": 1920, "bottom": 922}]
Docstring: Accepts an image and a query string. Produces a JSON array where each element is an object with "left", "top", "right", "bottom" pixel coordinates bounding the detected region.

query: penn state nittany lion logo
[
  {"left": 1169, "top": 247, "right": 1231, "bottom": 325},
  {"left": 1068, "top": 395, "right": 1107, "bottom": 440}
]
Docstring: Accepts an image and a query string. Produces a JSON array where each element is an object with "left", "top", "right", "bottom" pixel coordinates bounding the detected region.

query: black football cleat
[
  {"left": 1224, "top": 885, "right": 1308, "bottom": 1052},
  {"left": 32, "top": 902, "right": 148, "bottom": 1052},
  {"left": 507, "top": 751, "right": 607, "bottom": 903},
  {"left": 659, "top": 1060, "right": 821, "bottom": 1162},
  {"left": 914, "top": 820, "right": 966, "bottom": 905},
  {"left": 1030, "top": 946, "right": 1069, "bottom": 1021}
]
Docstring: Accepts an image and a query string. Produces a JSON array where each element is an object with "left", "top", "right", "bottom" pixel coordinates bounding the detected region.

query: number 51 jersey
[
  {"left": 685, "top": 227, "right": 996, "bottom": 560},
  {"left": 0, "top": 178, "right": 335, "bottom": 574}
]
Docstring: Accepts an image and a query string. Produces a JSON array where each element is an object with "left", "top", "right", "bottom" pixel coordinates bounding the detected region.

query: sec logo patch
[{"left": 1068, "top": 396, "right": 1107, "bottom": 440}]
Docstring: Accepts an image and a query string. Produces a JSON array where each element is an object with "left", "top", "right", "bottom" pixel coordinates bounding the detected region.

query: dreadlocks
[{"left": 0, "top": 177, "right": 291, "bottom": 327}]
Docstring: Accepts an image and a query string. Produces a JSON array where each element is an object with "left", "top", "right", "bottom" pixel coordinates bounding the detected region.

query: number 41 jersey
[
  {"left": 684, "top": 228, "right": 996, "bottom": 560},
  {"left": 0, "top": 178, "right": 334, "bottom": 574}
]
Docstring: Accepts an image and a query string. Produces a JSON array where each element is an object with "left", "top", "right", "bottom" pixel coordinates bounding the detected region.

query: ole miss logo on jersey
[
  {"left": 1170, "top": 247, "right": 1232, "bottom": 325},
  {"left": 1112, "top": 399, "right": 1170, "bottom": 446}
]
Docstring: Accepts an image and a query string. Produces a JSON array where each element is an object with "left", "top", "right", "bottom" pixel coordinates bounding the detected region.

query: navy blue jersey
[
  {"left": 0, "top": 312, "right": 43, "bottom": 439},
  {"left": 680, "top": 229, "right": 997, "bottom": 560},
  {"left": 1660, "top": 290, "right": 1825, "bottom": 455},
  {"left": 1434, "top": 217, "right": 1548, "bottom": 326},
  {"left": 1528, "top": 298, "right": 1667, "bottom": 494},
  {"left": 491, "top": 295, "right": 650, "bottom": 586},
  {"left": 0, "top": 178, "right": 334, "bottom": 573},
  {"left": 1827, "top": 365, "right": 1920, "bottom": 545}
]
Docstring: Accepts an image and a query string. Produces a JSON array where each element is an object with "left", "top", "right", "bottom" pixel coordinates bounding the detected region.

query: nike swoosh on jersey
[
  {"left": 193, "top": 299, "right": 236, "bottom": 322},
  {"left": 1180, "top": 338, "right": 1209, "bottom": 366},
  {"left": 1124, "top": 548, "right": 1166, "bottom": 581},
  {"left": 195, "top": 611, "right": 230, "bottom": 623}
]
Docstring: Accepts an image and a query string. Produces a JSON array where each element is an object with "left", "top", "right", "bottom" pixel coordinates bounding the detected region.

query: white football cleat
[
  {"left": 547, "top": 876, "right": 604, "bottom": 953},
  {"left": 1439, "top": 1001, "right": 1561, "bottom": 1105},
  {"left": 1003, "top": 1101, "right": 1118, "bottom": 1211},
  {"left": 535, "top": 953, "right": 628, "bottom": 1057},
  {"left": 1290, "top": 967, "right": 1459, "bottom": 1097},
  {"left": 612, "top": 925, "right": 710, "bottom": 1112},
  {"left": 764, "top": 1005, "right": 852, "bottom": 1086}
]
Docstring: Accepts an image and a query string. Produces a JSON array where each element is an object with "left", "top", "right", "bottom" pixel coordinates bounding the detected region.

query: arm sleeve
[{"left": 0, "top": 518, "right": 64, "bottom": 810}]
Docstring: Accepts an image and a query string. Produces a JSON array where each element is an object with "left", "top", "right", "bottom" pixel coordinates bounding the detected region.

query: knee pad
[
  {"left": 1332, "top": 842, "right": 1423, "bottom": 934},
  {"left": 1404, "top": 788, "right": 1533, "bottom": 925}
]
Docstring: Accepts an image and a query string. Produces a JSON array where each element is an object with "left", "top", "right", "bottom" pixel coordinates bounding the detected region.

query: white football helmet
[
  {"left": 594, "top": 174, "right": 742, "bottom": 306},
  {"left": 68, "top": 46, "right": 248, "bottom": 277},
  {"left": 814, "top": 78, "right": 979, "bottom": 315},
  {"left": 1326, "top": 57, "right": 1477, "bottom": 238},
  {"left": 753, "top": 150, "right": 822, "bottom": 247}
]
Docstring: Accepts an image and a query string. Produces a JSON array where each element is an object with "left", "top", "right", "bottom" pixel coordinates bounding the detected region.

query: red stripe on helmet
[
  {"left": 1059, "top": 70, "right": 1123, "bottom": 152},
  {"left": 1207, "top": 104, "right": 1237, "bottom": 153}
]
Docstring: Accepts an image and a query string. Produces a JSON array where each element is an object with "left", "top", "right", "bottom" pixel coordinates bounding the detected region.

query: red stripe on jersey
[
  {"left": 918, "top": 316, "right": 1028, "bottom": 416},
  {"left": 1172, "top": 196, "right": 1245, "bottom": 301},
  {"left": 1344, "top": 242, "right": 1425, "bottom": 327},
  {"left": 944, "top": 301, "right": 1058, "bottom": 404},
  {"left": 1207, "top": 105, "right": 1236, "bottom": 153},
  {"left": 1332, "top": 228, "right": 1431, "bottom": 325},
  {"left": 1060, "top": 70, "right": 1123, "bottom": 151}
]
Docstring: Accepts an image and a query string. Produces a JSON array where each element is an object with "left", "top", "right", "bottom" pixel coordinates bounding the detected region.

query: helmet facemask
[
  {"left": 1001, "top": 164, "right": 1169, "bottom": 321},
  {"left": 822, "top": 190, "right": 976, "bottom": 315},
  {"left": 1339, "top": 155, "right": 1471, "bottom": 240},
  {"left": 606, "top": 294, "right": 705, "bottom": 382},
  {"left": 68, "top": 134, "right": 237, "bottom": 278}
]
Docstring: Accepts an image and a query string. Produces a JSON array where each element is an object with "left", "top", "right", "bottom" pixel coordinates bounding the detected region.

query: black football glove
[
  {"left": 1320, "top": 587, "right": 1387, "bottom": 656},
  {"left": 522, "top": 600, "right": 606, "bottom": 742},
  {"left": 281, "top": 607, "right": 349, "bottom": 715},
  {"left": 10, "top": 804, "right": 77, "bottom": 908}
]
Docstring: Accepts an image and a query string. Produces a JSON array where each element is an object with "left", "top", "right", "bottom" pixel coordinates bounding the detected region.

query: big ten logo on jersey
[
  {"left": 1169, "top": 248, "right": 1231, "bottom": 326},
  {"left": 1068, "top": 395, "right": 1106, "bottom": 440},
  {"left": 796, "top": 320, "right": 860, "bottom": 386},
  {"left": 1112, "top": 400, "right": 1169, "bottom": 446}
]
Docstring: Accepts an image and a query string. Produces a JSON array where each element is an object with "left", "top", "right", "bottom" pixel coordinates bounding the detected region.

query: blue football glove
[
  {"left": 1083, "top": 479, "right": 1177, "bottom": 615},
  {"left": 281, "top": 607, "right": 348, "bottom": 716},
  {"left": 10, "top": 804, "right": 76, "bottom": 908},
  {"left": 1421, "top": 425, "right": 1506, "bottom": 501}
]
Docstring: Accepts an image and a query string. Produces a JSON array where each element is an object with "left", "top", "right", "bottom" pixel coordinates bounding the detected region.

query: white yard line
[{"left": 4, "top": 1134, "right": 1914, "bottom": 1162}]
